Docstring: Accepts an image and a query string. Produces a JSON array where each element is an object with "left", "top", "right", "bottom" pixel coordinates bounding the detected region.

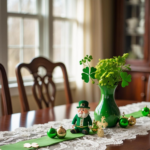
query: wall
[{"left": 101, "top": 0, "right": 115, "bottom": 58}]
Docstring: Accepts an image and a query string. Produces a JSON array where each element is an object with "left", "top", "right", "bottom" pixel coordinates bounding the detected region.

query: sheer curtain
[{"left": 75, "top": 0, "right": 103, "bottom": 102}]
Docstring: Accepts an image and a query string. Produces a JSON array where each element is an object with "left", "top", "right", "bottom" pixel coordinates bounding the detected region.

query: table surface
[{"left": 0, "top": 100, "right": 150, "bottom": 150}]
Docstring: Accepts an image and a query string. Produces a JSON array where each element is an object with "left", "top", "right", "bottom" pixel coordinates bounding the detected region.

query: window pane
[
  {"left": 22, "top": 49, "right": 35, "bottom": 76},
  {"left": 8, "top": 17, "right": 20, "bottom": 45},
  {"left": 7, "top": 0, "right": 20, "bottom": 13},
  {"left": 21, "top": 0, "right": 37, "bottom": 14},
  {"left": 53, "top": 0, "right": 65, "bottom": 17},
  {"left": 53, "top": 0, "right": 76, "bottom": 18},
  {"left": 53, "top": 21, "right": 64, "bottom": 46},
  {"left": 23, "top": 49, "right": 35, "bottom": 63},
  {"left": 53, "top": 21, "right": 73, "bottom": 47},
  {"left": 24, "top": 19, "right": 38, "bottom": 45},
  {"left": 53, "top": 21, "right": 76, "bottom": 77},
  {"left": 53, "top": 48, "right": 64, "bottom": 62},
  {"left": 8, "top": 49, "right": 20, "bottom": 78}
]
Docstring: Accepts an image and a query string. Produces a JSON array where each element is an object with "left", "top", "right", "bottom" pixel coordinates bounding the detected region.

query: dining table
[{"left": 0, "top": 100, "right": 150, "bottom": 150}]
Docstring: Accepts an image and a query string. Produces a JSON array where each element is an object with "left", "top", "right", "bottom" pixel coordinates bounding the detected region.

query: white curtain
[{"left": 75, "top": 0, "right": 103, "bottom": 102}]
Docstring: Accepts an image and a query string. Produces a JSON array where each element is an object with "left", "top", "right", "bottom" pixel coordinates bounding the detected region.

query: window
[
  {"left": 7, "top": 0, "right": 40, "bottom": 82},
  {"left": 52, "top": 0, "right": 77, "bottom": 79},
  {"left": 0, "top": 0, "right": 77, "bottom": 85}
]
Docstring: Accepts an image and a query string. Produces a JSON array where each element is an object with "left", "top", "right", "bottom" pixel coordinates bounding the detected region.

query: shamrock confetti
[
  {"left": 31, "top": 143, "right": 39, "bottom": 148},
  {"left": 24, "top": 143, "right": 31, "bottom": 148},
  {"left": 24, "top": 143, "right": 39, "bottom": 148}
]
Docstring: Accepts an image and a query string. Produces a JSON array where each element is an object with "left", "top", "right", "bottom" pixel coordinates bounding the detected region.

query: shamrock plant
[
  {"left": 79, "top": 55, "right": 96, "bottom": 84},
  {"left": 80, "top": 53, "right": 132, "bottom": 87}
]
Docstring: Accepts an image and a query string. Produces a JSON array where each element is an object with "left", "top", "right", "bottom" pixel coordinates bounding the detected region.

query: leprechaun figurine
[{"left": 70, "top": 100, "right": 92, "bottom": 134}]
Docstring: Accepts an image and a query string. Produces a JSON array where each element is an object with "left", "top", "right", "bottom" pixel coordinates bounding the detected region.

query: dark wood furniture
[
  {"left": 0, "top": 64, "right": 12, "bottom": 115},
  {"left": 0, "top": 101, "right": 149, "bottom": 150},
  {"left": 114, "top": 0, "right": 150, "bottom": 102},
  {"left": 15, "top": 57, "right": 72, "bottom": 112}
]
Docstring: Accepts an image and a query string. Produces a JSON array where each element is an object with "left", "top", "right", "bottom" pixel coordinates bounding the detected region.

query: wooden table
[{"left": 0, "top": 100, "right": 150, "bottom": 150}]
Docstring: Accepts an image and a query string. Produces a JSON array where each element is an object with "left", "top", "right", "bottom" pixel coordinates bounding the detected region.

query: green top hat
[{"left": 77, "top": 100, "right": 90, "bottom": 109}]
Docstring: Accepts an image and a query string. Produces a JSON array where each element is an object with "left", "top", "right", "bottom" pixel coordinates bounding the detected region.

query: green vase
[{"left": 94, "top": 85, "right": 120, "bottom": 127}]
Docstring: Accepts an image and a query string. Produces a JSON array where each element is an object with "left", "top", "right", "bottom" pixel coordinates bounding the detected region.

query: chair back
[
  {"left": 16, "top": 57, "right": 72, "bottom": 112},
  {"left": 0, "top": 64, "right": 12, "bottom": 115}
]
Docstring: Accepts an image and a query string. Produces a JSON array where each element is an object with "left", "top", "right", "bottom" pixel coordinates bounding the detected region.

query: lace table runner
[{"left": 0, "top": 102, "right": 150, "bottom": 150}]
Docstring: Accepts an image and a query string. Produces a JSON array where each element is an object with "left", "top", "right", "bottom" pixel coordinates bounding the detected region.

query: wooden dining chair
[
  {"left": 15, "top": 57, "right": 73, "bottom": 112},
  {"left": 0, "top": 64, "right": 13, "bottom": 115}
]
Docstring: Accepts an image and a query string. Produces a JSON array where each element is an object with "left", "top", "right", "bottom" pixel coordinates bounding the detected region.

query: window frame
[{"left": 0, "top": 0, "right": 77, "bottom": 96}]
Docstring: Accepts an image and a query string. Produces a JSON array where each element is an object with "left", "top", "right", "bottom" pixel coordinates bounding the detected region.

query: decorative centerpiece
[{"left": 80, "top": 54, "right": 132, "bottom": 127}]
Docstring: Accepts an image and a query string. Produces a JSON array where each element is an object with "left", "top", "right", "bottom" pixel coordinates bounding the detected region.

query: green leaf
[
  {"left": 92, "top": 80, "right": 95, "bottom": 84},
  {"left": 79, "top": 61, "right": 82, "bottom": 65},
  {"left": 83, "top": 67, "right": 89, "bottom": 74},
  {"left": 90, "top": 67, "right": 96, "bottom": 79},
  {"left": 120, "top": 72, "right": 131, "bottom": 87},
  {"left": 124, "top": 65, "right": 131, "bottom": 71},
  {"left": 83, "top": 60, "right": 86, "bottom": 63},
  {"left": 81, "top": 73, "right": 89, "bottom": 83},
  {"left": 121, "top": 80, "right": 129, "bottom": 87},
  {"left": 89, "top": 55, "right": 93, "bottom": 60},
  {"left": 81, "top": 67, "right": 89, "bottom": 83}
]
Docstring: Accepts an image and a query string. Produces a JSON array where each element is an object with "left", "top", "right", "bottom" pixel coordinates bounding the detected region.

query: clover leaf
[
  {"left": 81, "top": 67, "right": 96, "bottom": 83},
  {"left": 90, "top": 67, "right": 96, "bottom": 79},
  {"left": 120, "top": 72, "right": 131, "bottom": 87},
  {"left": 81, "top": 67, "right": 89, "bottom": 83}
]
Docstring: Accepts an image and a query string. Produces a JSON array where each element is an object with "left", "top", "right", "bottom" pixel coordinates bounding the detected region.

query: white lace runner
[{"left": 0, "top": 102, "right": 150, "bottom": 150}]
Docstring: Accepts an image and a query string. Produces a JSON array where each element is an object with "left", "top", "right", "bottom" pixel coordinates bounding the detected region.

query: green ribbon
[
  {"left": 124, "top": 110, "right": 143, "bottom": 118},
  {"left": 0, "top": 130, "right": 95, "bottom": 150},
  {"left": 0, "top": 109, "right": 147, "bottom": 150}
]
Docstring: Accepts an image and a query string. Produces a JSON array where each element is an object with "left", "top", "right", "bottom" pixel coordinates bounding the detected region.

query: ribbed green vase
[{"left": 94, "top": 85, "right": 120, "bottom": 127}]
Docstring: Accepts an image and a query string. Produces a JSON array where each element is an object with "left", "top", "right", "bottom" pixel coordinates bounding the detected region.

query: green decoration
[
  {"left": 123, "top": 110, "right": 143, "bottom": 118},
  {"left": 120, "top": 72, "right": 131, "bottom": 87},
  {"left": 71, "top": 100, "right": 92, "bottom": 134},
  {"left": 94, "top": 85, "right": 120, "bottom": 127},
  {"left": 119, "top": 118, "right": 129, "bottom": 128},
  {"left": 47, "top": 127, "right": 57, "bottom": 138},
  {"left": 80, "top": 55, "right": 96, "bottom": 84},
  {"left": 76, "top": 100, "right": 90, "bottom": 109},
  {"left": 142, "top": 106, "right": 150, "bottom": 116},
  {"left": 81, "top": 67, "right": 96, "bottom": 83},
  {"left": 81, "top": 67, "right": 89, "bottom": 83},
  {"left": 90, "top": 67, "right": 96, "bottom": 79}
]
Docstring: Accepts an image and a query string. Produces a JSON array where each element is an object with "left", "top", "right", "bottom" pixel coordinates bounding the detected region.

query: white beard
[{"left": 78, "top": 113, "right": 89, "bottom": 118}]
